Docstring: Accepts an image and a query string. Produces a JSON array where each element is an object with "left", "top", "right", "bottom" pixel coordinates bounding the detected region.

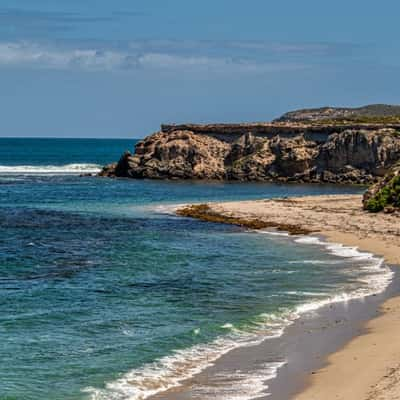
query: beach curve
[{"left": 176, "top": 194, "right": 400, "bottom": 400}]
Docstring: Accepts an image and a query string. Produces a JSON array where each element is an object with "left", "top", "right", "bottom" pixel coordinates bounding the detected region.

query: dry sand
[{"left": 192, "top": 195, "right": 400, "bottom": 400}]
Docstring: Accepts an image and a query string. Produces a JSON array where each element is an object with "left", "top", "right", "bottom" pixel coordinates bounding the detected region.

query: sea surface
[{"left": 0, "top": 138, "right": 393, "bottom": 400}]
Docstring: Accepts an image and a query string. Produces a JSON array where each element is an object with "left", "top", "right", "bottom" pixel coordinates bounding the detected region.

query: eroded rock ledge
[
  {"left": 161, "top": 122, "right": 400, "bottom": 141},
  {"left": 99, "top": 126, "right": 400, "bottom": 184}
]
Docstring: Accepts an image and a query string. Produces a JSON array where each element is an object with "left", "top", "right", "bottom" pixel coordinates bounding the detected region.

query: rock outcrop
[
  {"left": 100, "top": 130, "right": 230, "bottom": 180},
  {"left": 315, "top": 129, "right": 400, "bottom": 183},
  {"left": 269, "top": 135, "right": 318, "bottom": 179},
  {"left": 99, "top": 127, "right": 400, "bottom": 184},
  {"left": 225, "top": 133, "right": 275, "bottom": 180}
]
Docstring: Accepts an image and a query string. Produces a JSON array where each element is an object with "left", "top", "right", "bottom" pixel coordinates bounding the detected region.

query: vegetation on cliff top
[
  {"left": 364, "top": 161, "right": 400, "bottom": 212},
  {"left": 307, "top": 116, "right": 400, "bottom": 125},
  {"left": 275, "top": 104, "right": 400, "bottom": 124}
]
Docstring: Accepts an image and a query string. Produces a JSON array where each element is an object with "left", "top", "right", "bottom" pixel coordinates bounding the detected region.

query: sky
[{"left": 0, "top": 0, "right": 399, "bottom": 138}]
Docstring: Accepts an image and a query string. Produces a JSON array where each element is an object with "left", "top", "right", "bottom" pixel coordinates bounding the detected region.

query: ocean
[{"left": 0, "top": 138, "right": 393, "bottom": 400}]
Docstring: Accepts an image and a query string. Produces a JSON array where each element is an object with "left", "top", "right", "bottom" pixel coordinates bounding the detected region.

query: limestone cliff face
[
  {"left": 224, "top": 133, "right": 275, "bottom": 180},
  {"left": 317, "top": 129, "right": 400, "bottom": 174},
  {"left": 105, "top": 130, "right": 230, "bottom": 180},
  {"left": 99, "top": 128, "right": 400, "bottom": 184},
  {"left": 269, "top": 135, "right": 318, "bottom": 178}
]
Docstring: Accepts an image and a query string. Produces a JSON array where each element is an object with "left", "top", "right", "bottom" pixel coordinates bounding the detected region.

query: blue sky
[{"left": 0, "top": 0, "right": 399, "bottom": 137}]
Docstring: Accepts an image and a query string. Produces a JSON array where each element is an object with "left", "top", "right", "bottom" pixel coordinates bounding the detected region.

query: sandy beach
[{"left": 178, "top": 194, "right": 400, "bottom": 400}]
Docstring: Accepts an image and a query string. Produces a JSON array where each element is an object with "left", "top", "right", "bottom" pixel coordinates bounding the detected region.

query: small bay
[{"left": 0, "top": 138, "right": 388, "bottom": 400}]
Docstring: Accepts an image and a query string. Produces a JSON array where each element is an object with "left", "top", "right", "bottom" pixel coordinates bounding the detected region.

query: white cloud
[
  {"left": 0, "top": 42, "right": 126, "bottom": 70},
  {"left": 0, "top": 40, "right": 344, "bottom": 72}
]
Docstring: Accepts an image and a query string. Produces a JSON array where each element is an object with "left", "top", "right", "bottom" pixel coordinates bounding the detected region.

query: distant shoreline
[{"left": 174, "top": 194, "right": 400, "bottom": 400}]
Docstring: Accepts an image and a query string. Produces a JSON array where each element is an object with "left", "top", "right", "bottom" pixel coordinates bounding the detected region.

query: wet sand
[
  {"left": 203, "top": 195, "right": 399, "bottom": 267},
  {"left": 149, "top": 265, "right": 400, "bottom": 400},
  {"left": 170, "top": 195, "right": 400, "bottom": 400}
]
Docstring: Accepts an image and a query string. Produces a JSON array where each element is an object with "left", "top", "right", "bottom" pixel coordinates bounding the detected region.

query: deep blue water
[{"left": 0, "top": 139, "right": 391, "bottom": 400}]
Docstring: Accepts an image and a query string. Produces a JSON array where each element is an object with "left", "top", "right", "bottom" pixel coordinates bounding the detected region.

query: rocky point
[
  {"left": 99, "top": 105, "right": 400, "bottom": 186},
  {"left": 99, "top": 127, "right": 400, "bottom": 184}
]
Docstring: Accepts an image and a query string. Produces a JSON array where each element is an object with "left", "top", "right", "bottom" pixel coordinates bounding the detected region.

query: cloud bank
[{"left": 0, "top": 40, "right": 361, "bottom": 73}]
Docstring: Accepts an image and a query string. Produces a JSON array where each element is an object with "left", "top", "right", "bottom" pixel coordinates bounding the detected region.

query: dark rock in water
[
  {"left": 98, "top": 162, "right": 118, "bottom": 177},
  {"left": 115, "top": 151, "right": 134, "bottom": 177},
  {"left": 115, "top": 130, "right": 230, "bottom": 180},
  {"left": 98, "top": 152, "right": 137, "bottom": 178}
]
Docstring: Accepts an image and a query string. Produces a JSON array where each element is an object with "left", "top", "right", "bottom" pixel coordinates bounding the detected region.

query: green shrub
[{"left": 366, "top": 175, "right": 400, "bottom": 212}]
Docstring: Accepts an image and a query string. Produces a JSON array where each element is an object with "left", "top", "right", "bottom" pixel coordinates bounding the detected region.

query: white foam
[
  {"left": 85, "top": 234, "right": 393, "bottom": 400},
  {"left": 151, "top": 204, "right": 186, "bottom": 215},
  {"left": 258, "top": 230, "right": 290, "bottom": 237},
  {"left": 0, "top": 163, "right": 101, "bottom": 176},
  {"left": 294, "top": 236, "right": 374, "bottom": 260},
  {"left": 85, "top": 335, "right": 258, "bottom": 400},
  {"left": 294, "top": 236, "right": 323, "bottom": 245},
  {"left": 288, "top": 259, "right": 341, "bottom": 265},
  {"left": 84, "top": 317, "right": 289, "bottom": 400},
  {"left": 298, "top": 235, "right": 392, "bottom": 295},
  {"left": 188, "top": 361, "right": 286, "bottom": 400}
]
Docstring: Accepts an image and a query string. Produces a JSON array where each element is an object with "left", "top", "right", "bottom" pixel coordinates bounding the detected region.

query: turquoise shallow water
[{"left": 0, "top": 139, "right": 391, "bottom": 400}]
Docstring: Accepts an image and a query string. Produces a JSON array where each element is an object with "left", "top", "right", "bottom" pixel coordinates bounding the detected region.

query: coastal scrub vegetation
[
  {"left": 307, "top": 116, "right": 400, "bottom": 125},
  {"left": 275, "top": 104, "right": 400, "bottom": 125},
  {"left": 365, "top": 174, "right": 400, "bottom": 212}
]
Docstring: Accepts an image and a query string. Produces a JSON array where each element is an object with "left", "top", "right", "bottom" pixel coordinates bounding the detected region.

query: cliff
[
  {"left": 160, "top": 121, "right": 400, "bottom": 143},
  {"left": 99, "top": 104, "right": 400, "bottom": 183},
  {"left": 99, "top": 127, "right": 400, "bottom": 184}
]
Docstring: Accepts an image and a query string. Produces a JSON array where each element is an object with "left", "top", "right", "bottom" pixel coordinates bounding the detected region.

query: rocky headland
[
  {"left": 100, "top": 127, "right": 400, "bottom": 184},
  {"left": 100, "top": 105, "right": 400, "bottom": 208}
]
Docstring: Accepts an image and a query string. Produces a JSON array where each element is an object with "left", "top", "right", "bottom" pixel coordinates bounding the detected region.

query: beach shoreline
[
  {"left": 294, "top": 230, "right": 400, "bottom": 400},
  {"left": 172, "top": 195, "right": 400, "bottom": 400}
]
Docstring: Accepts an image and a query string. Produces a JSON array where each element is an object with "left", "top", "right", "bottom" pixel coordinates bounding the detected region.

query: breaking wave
[
  {"left": 0, "top": 163, "right": 102, "bottom": 175},
  {"left": 84, "top": 234, "right": 393, "bottom": 400}
]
